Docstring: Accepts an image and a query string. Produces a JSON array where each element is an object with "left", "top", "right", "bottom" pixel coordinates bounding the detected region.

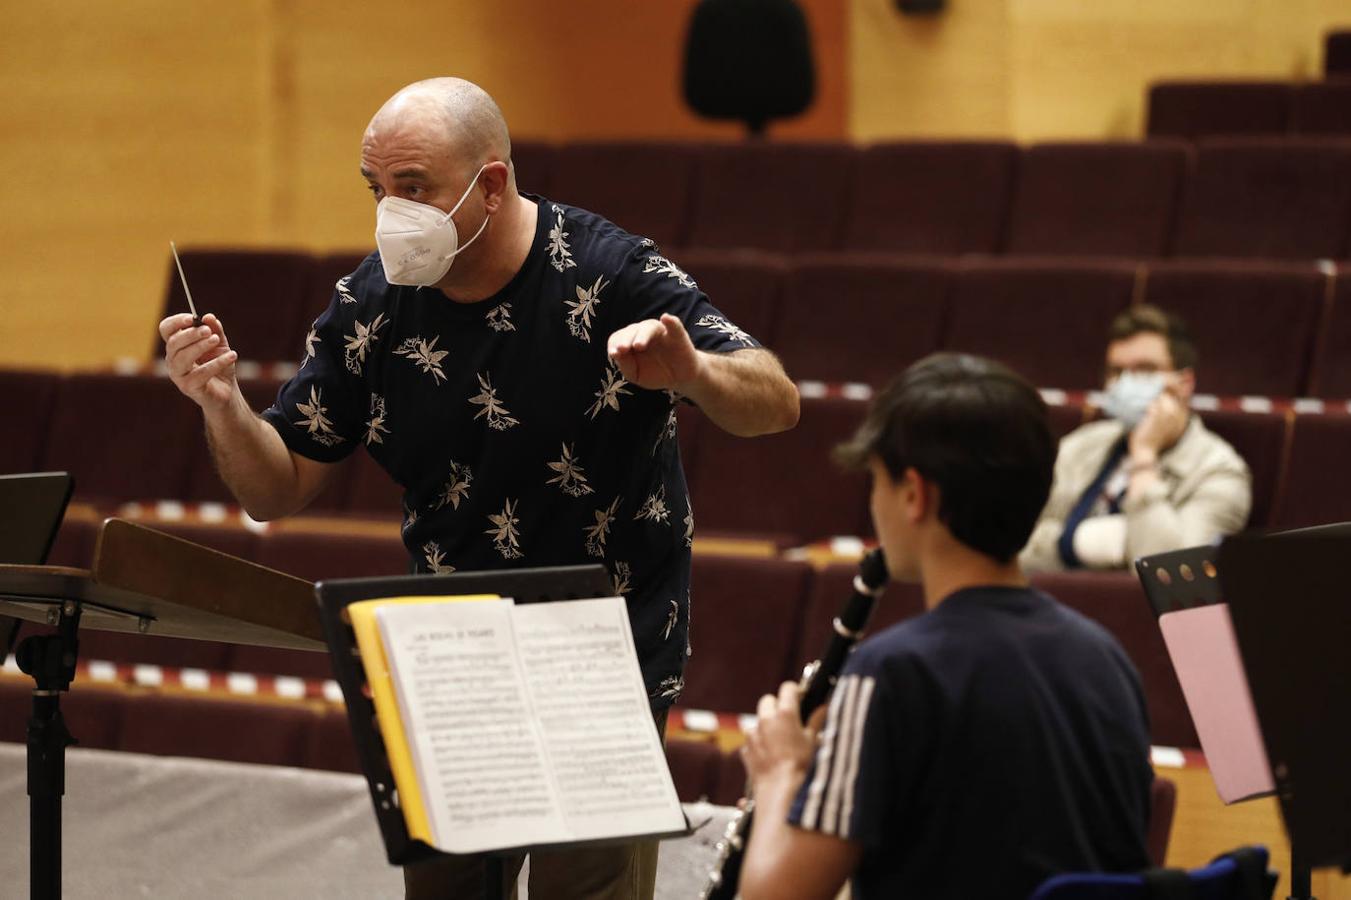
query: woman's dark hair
[{"left": 835, "top": 353, "right": 1056, "bottom": 563}]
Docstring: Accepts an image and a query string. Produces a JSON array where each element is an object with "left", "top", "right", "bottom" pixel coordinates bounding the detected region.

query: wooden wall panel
[
  {"left": 0, "top": 0, "right": 845, "bottom": 369},
  {"left": 0, "top": 0, "right": 273, "bottom": 369},
  {"left": 851, "top": 0, "right": 1350, "bottom": 141}
]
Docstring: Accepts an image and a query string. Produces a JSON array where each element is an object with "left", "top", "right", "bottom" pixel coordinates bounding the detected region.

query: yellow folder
[{"left": 347, "top": 594, "right": 500, "bottom": 845}]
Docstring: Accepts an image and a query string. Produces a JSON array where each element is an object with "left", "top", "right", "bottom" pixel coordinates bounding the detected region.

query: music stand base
[
  {"left": 1289, "top": 843, "right": 1314, "bottom": 900},
  {"left": 16, "top": 604, "right": 81, "bottom": 900}
]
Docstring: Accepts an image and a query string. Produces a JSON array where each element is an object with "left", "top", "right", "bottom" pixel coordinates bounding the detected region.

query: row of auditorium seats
[
  {"left": 1146, "top": 79, "right": 1351, "bottom": 140},
  {"left": 154, "top": 253, "right": 1351, "bottom": 397},
  {"left": 5, "top": 548, "right": 1200, "bottom": 749},
  {"left": 11, "top": 367, "right": 1351, "bottom": 543},
  {"left": 158, "top": 137, "right": 1351, "bottom": 359},
  {"left": 508, "top": 137, "right": 1351, "bottom": 261}
]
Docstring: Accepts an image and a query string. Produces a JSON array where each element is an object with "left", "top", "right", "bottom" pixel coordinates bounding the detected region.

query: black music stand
[
  {"left": 1140, "top": 526, "right": 1351, "bottom": 898},
  {"left": 0, "top": 472, "right": 74, "bottom": 658},
  {"left": 1218, "top": 526, "right": 1351, "bottom": 891},
  {"left": 0, "top": 519, "right": 322, "bottom": 900},
  {"left": 315, "top": 566, "right": 688, "bottom": 900}
]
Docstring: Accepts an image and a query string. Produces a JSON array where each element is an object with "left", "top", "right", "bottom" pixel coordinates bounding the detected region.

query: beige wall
[
  {"left": 0, "top": 0, "right": 845, "bottom": 370},
  {"left": 850, "top": 0, "right": 1349, "bottom": 141}
]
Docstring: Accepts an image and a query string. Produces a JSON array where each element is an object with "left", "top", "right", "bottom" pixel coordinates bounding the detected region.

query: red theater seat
[
  {"left": 509, "top": 139, "right": 554, "bottom": 198},
  {"left": 227, "top": 644, "right": 334, "bottom": 681},
  {"left": 1310, "top": 268, "right": 1351, "bottom": 399},
  {"left": 0, "top": 369, "right": 60, "bottom": 475},
  {"left": 841, "top": 141, "right": 1017, "bottom": 254},
  {"left": 1272, "top": 414, "right": 1351, "bottom": 529},
  {"left": 41, "top": 374, "right": 200, "bottom": 504},
  {"left": 1031, "top": 572, "right": 1198, "bottom": 748},
  {"left": 254, "top": 527, "right": 408, "bottom": 583},
  {"left": 1146, "top": 81, "right": 1292, "bottom": 140},
  {"left": 681, "top": 556, "right": 814, "bottom": 714},
  {"left": 776, "top": 256, "right": 951, "bottom": 387},
  {"left": 794, "top": 562, "right": 925, "bottom": 673},
  {"left": 688, "top": 396, "right": 872, "bottom": 543},
  {"left": 1046, "top": 402, "right": 1088, "bottom": 443},
  {"left": 44, "top": 515, "right": 99, "bottom": 570},
  {"left": 154, "top": 249, "right": 314, "bottom": 363},
  {"left": 943, "top": 259, "right": 1136, "bottom": 391},
  {"left": 303, "top": 705, "right": 363, "bottom": 774},
  {"left": 687, "top": 143, "right": 852, "bottom": 253},
  {"left": 665, "top": 738, "right": 723, "bottom": 803},
  {"left": 77, "top": 631, "right": 235, "bottom": 671},
  {"left": 1293, "top": 80, "right": 1351, "bottom": 136},
  {"left": 1006, "top": 142, "right": 1190, "bottom": 258},
  {"left": 1143, "top": 261, "right": 1327, "bottom": 397},
  {"left": 1173, "top": 139, "right": 1351, "bottom": 260},
  {"left": 1198, "top": 410, "right": 1291, "bottom": 530},
  {"left": 549, "top": 142, "right": 698, "bottom": 250},
  {"left": 677, "top": 249, "right": 786, "bottom": 351},
  {"left": 117, "top": 692, "right": 312, "bottom": 767}
]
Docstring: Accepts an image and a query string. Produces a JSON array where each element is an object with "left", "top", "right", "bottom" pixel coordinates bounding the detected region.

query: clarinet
[{"left": 700, "top": 548, "right": 889, "bottom": 900}]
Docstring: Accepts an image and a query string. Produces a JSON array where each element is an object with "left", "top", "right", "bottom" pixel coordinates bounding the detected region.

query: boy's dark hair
[
  {"left": 835, "top": 353, "right": 1055, "bottom": 563},
  {"left": 1108, "top": 304, "right": 1198, "bottom": 370}
]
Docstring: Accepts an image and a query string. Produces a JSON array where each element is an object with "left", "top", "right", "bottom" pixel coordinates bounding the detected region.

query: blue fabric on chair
[{"left": 1028, "top": 846, "right": 1276, "bottom": 900}]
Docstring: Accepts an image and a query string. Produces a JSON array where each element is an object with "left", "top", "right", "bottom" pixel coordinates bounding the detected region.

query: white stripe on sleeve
[
  {"left": 837, "top": 676, "right": 876, "bottom": 839},
  {"left": 799, "top": 676, "right": 853, "bottom": 829},
  {"left": 821, "top": 675, "right": 865, "bottom": 834}
]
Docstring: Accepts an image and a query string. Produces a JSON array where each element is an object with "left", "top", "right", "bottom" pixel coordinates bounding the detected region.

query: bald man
[{"left": 159, "top": 77, "right": 799, "bottom": 899}]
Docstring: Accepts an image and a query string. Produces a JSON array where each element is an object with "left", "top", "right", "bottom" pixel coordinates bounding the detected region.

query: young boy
[{"left": 740, "top": 353, "right": 1153, "bottom": 900}]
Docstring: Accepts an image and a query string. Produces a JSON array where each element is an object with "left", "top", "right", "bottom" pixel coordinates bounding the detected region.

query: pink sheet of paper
[{"left": 1159, "top": 604, "right": 1275, "bottom": 804}]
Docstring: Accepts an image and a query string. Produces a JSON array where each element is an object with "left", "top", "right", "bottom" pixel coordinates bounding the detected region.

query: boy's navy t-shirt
[
  {"left": 790, "top": 586, "right": 1154, "bottom": 899},
  {"left": 260, "top": 197, "right": 761, "bottom": 707}
]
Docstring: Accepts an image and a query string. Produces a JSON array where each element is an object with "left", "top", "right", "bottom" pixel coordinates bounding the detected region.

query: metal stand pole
[
  {"left": 1289, "top": 840, "right": 1315, "bottom": 900},
  {"left": 15, "top": 601, "right": 81, "bottom": 900}
]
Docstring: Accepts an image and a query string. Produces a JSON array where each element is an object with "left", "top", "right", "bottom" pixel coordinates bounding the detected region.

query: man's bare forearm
[
  {"left": 203, "top": 390, "right": 307, "bottom": 520},
  {"left": 680, "top": 348, "right": 800, "bottom": 437}
]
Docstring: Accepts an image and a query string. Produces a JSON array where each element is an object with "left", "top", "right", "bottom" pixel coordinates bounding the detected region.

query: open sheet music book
[{"left": 348, "top": 594, "right": 687, "bottom": 855}]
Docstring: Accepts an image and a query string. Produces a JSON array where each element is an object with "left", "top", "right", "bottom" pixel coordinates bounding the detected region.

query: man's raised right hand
[{"left": 159, "top": 313, "right": 240, "bottom": 412}]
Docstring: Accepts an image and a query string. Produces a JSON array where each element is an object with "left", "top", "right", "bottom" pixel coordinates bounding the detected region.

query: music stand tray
[{"left": 314, "top": 565, "right": 692, "bottom": 876}]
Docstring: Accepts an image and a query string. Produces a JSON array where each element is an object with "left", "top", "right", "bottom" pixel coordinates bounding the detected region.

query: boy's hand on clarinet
[
  {"left": 742, "top": 681, "right": 823, "bottom": 786},
  {"left": 159, "top": 312, "right": 239, "bottom": 413}
]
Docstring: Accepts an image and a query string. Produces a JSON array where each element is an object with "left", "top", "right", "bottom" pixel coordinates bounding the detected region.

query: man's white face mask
[
  {"left": 1101, "top": 371, "right": 1168, "bottom": 429},
  {"left": 374, "top": 164, "right": 490, "bottom": 286}
]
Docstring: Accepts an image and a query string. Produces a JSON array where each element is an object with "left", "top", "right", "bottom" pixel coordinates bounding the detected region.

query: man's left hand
[
  {"left": 607, "top": 313, "right": 703, "bottom": 391},
  {"left": 743, "top": 681, "right": 823, "bottom": 787}
]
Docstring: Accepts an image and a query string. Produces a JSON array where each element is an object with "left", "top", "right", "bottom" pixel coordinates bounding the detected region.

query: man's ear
[{"left": 480, "top": 160, "right": 511, "bottom": 213}]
